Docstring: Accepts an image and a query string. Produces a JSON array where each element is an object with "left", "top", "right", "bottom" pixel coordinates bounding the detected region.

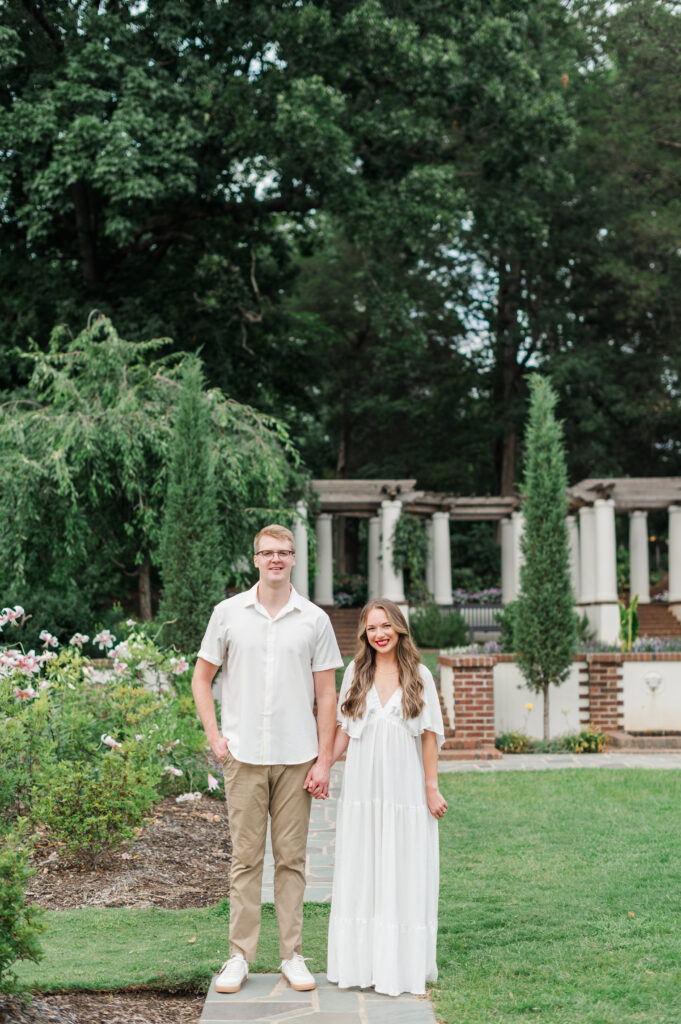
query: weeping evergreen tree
[
  {"left": 515, "top": 375, "right": 576, "bottom": 740},
  {"left": 158, "top": 357, "right": 224, "bottom": 653}
]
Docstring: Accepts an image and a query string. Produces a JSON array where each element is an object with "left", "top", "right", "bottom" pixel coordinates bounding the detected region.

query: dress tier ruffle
[{"left": 327, "top": 669, "right": 443, "bottom": 997}]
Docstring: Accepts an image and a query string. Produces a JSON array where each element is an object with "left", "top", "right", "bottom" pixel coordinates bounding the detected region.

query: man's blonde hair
[{"left": 253, "top": 524, "right": 295, "bottom": 554}]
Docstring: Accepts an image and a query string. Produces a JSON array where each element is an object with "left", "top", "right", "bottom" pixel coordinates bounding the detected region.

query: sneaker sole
[
  {"left": 283, "top": 975, "right": 316, "bottom": 992},
  {"left": 215, "top": 976, "right": 247, "bottom": 994}
]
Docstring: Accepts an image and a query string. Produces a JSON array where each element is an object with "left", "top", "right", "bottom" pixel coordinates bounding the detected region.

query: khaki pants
[{"left": 223, "top": 752, "right": 314, "bottom": 962}]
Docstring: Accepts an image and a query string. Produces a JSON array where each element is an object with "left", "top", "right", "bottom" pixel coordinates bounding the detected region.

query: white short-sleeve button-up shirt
[{"left": 198, "top": 584, "right": 343, "bottom": 765}]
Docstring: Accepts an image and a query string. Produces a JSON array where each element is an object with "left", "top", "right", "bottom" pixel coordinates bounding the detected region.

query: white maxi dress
[{"left": 327, "top": 661, "right": 445, "bottom": 997}]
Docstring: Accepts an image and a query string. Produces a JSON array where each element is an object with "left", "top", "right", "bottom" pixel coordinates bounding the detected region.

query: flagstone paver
[
  {"left": 204, "top": 751, "right": 681, "bottom": 1023},
  {"left": 200, "top": 973, "right": 437, "bottom": 1024}
]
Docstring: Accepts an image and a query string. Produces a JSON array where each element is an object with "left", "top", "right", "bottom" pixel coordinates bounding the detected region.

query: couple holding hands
[{"left": 191, "top": 524, "right": 447, "bottom": 999}]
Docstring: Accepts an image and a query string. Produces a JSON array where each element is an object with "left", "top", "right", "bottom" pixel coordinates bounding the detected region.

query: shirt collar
[{"left": 245, "top": 582, "right": 303, "bottom": 618}]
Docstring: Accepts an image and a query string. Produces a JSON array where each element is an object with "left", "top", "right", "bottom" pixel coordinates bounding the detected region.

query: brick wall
[
  {"left": 584, "top": 653, "right": 624, "bottom": 733},
  {"left": 439, "top": 656, "right": 501, "bottom": 759}
]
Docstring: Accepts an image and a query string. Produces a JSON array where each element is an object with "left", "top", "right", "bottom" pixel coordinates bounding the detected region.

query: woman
[{"left": 327, "top": 599, "right": 447, "bottom": 997}]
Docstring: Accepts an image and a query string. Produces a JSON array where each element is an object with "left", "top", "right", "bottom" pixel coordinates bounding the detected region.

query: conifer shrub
[
  {"left": 514, "top": 376, "right": 576, "bottom": 738},
  {"left": 158, "top": 358, "right": 224, "bottom": 653}
]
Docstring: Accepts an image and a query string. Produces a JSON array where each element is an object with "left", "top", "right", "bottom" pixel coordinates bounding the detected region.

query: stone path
[
  {"left": 201, "top": 973, "right": 434, "bottom": 1024},
  {"left": 439, "top": 751, "right": 681, "bottom": 772},
  {"left": 202, "top": 752, "right": 681, "bottom": 1023},
  {"left": 202, "top": 764, "right": 436, "bottom": 1024}
]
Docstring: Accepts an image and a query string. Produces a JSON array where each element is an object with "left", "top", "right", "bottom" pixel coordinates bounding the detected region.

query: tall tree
[
  {"left": 514, "top": 375, "right": 575, "bottom": 740},
  {"left": 157, "top": 358, "right": 224, "bottom": 652},
  {"left": 544, "top": 0, "right": 681, "bottom": 480},
  {"left": 450, "top": 0, "right": 584, "bottom": 494}
]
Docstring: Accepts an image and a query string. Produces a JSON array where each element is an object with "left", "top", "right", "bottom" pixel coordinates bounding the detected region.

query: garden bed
[
  {"left": 9, "top": 796, "right": 232, "bottom": 1024},
  {"left": 26, "top": 795, "right": 231, "bottom": 911},
  {"left": 1, "top": 989, "right": 203, "bottom": 1024}
]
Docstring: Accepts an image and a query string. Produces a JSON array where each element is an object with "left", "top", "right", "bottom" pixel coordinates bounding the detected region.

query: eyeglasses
[{"left": 255, "top": 549, "right": 294, "bottom": 559}]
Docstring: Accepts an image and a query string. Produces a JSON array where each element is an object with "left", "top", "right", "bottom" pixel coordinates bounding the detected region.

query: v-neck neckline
[{"left": 372, "top": 682, "right": 401, "bottom": 711}]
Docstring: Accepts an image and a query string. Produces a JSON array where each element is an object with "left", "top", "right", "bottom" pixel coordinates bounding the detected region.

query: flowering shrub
[
  {"left": 562, "top": 723, "right": 609, "bottom": 753},
  {"left": 1, "top": 605, "right": 221, "bottom": 861},
  {"left": 333, "top": 574, "right": 368, "bottom": 608}
]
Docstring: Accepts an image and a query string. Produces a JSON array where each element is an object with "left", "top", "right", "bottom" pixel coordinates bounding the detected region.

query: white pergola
[{"left": 288, "top": 477, "right": 681, "bottom": 646}]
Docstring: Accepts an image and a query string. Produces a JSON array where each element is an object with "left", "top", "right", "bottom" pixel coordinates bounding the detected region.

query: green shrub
[
  {"left": 410, "top": 604, "right": 469, "bottom": 648},
  {"left": 0, "top": 704, "right": 54, "bottom": 825},
  {"left": 32, "top": 754, "right": 158, "bottom": 866},
  {"left": 0, "top": 824, "right": 45, "bottom": 995},
  {"left": 333, "top": 574, "right": 368, "bottom": 608},
  {"left": 562, "top": 723, "right": 609, "bottom": 753},
  {"left": 495, "top": 731, "right": 534, "bottom": 754}
]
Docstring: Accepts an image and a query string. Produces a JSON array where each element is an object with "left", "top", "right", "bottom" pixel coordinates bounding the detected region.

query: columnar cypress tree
[
  {"left": 158, "top": 357, "right": 224, "bottom": 653},
  {"left": 515, "top": 375, "right": 576, "bottom": 739}
]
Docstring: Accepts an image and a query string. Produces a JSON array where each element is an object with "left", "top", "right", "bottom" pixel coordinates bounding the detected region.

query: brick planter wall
[
  {"left": 439, "top": 652, "right": 681, "bottom": 755},
  {"left": 438, "top": 656, "right": 502, "bottom": 760},
  {"left": 584, "top": 653, "right": 624, "bottom": 733}
]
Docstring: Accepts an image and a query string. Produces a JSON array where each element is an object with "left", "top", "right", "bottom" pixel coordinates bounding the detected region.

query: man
[{"left": 191, "top": 524, "right": 343, "bottom": 994}]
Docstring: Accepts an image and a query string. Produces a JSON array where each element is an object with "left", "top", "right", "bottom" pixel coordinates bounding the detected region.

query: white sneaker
[
  {"left": 215, "top": 954, "right": 248, "bottom": 993},
  {"left": 280, "top": 953, "right": 316, "bottom": 991}
]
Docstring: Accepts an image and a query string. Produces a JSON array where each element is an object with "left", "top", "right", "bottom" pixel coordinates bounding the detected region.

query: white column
[
  {"left": 512, "top": 511, "right": 525, "bottom": 597},
  {"left": 379, "top": 500, "right": 405, "bottom": 603},
  {"left": 501, "top": 518, "right": 515, "bottom": 603},
  {"left": 668, "top": 506, "right": 681, "bottom": 618},
  {"left": 594, "top": 499, "right": 618, "bottom": 602},
  {"left": 313, "top": 513, "right": 334, "bottom": 605},
  {"left": 578, "top": 506, "right": 596, "bottom": 604},
  {"left": 290, "top": 500, "right": 309, "bottom": 598},
  {"left": 566, "top": 515, "right": 580, "bottom": 600},
  {"left": 629, "top": 510, "right": 650, "bottom": 604},
  {"left": 432, "top": 511, "right": 452, "bottom": 606},
  {"left": 367, "top": 516, "right": 381, "bottom": 600},
  {"left": 425, "top": 518, "right": 435, "bottom": 599},
  {"left": 594, "top": 497, "right": 619, "bottom": 644}
]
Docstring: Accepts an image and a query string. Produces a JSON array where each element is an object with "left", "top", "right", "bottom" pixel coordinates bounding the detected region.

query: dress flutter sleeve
[{"left": 405, "top": 664, "right": 445, "bottom": 750}]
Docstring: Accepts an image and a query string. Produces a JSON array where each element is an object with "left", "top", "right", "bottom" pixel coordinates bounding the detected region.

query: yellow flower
[{"left": 525, "top": 702, "right": 533, "bottom": 711}]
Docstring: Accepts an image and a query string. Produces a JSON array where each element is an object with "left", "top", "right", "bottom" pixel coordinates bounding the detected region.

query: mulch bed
[
  {"left": 1, "top": 991, "right": 204, "bottom": 1024},
  {"left": 12, "top": 795, "right": 233, "bottom": 1024},
  {"left": 26, "top": 795, "right": 232, "bottom": 910}
]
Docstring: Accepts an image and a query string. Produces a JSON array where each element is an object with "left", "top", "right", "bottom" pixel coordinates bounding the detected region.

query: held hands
[
  {"left": 303, "top": 760, "right": 330, "bottom": 800},
  {"left": 426, "top": 785, "right": 448, "bottom": 819}
]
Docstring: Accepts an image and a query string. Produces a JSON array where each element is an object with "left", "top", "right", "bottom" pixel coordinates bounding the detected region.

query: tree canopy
[{"left": 1, "top": 0, "right": 680, "bottom": 502}]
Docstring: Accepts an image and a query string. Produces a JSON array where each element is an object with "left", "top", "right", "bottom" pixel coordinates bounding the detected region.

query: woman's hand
[{"left": 426, "top": 785, "right": 448, "bottom": 819}]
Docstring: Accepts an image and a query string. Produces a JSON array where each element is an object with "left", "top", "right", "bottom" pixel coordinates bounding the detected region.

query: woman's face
[{"left": 365, "top": 607, "right": 399, "bottom": 656}]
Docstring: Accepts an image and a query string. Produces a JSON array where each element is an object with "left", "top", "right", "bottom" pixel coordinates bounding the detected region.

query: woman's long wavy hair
[{"left": 340, "top": 599, "right": 425, "bottom": 721}]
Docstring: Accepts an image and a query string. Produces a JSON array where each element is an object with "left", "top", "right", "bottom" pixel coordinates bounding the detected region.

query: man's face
[{"left": 254, "top": 534, "right": 296, "bottom": 586}]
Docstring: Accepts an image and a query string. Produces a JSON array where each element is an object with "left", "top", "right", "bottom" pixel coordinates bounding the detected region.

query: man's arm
[
  {"left": 191, "top": 656, "right": 228, "bottom": 763},
  {"left": 303, "top": 668, "right": 337, "bottom": 799}
]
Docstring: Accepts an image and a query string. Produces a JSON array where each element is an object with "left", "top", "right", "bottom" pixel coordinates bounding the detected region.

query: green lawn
[
  {"left": 17, "top": 770, "right": 681, "bottom": 1024},
  {"left": 434, "top": 769, "right": 681, "bottom": 1024},
  {"left": 14, "top": 902, "right": 330, "bottom": 992}
]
